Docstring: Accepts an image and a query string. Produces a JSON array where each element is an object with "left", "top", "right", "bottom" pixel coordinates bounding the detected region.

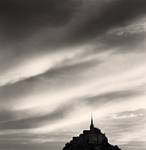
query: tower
[
  {"left": 90, "top": 114, "right": 94, "bottom": 130},
  {"left": 63, "top": 114, "right": 121, "bottom": 150}
]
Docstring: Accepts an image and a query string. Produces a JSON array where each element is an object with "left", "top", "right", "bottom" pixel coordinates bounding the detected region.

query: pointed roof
[{"left": 90, "top": 114, "right": 94, "bottom": 130}]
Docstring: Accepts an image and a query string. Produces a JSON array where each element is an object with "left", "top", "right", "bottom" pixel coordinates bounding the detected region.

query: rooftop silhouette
[{"left": 62, "top": 115, "right": 121, "bottom": 150}]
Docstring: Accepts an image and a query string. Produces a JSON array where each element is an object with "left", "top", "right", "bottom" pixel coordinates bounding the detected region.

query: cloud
[
  {"left": 0, "top": 0, "right": 145, "bottom": 83},
  {"left": 112, "top": 109, "right": 145, "bottom": 119},
  {"left": 67, "top": 0, "right": 146, "bottom": 43},
  {"left": 97, "top": 29, "right": 146, "bottom": 52},
  {"left": 120, "top": 141, "right": 146, "bottom": 150},
  {"left": 98, "top": 109, "right": 146, "bottom": 145},
  {"left": 0, "top": 54, "right": 100, "bottom": 109},
  {"left": 0, "top": 104, "right": 71, "bottom": 129},
  {"left": 0, "top": 1, "right": 146, "bottom": 150},
  {"left": 0, "top": 0, "right": 146, "bottom": 49},
  {"left": 82, "top": 89, "right": 141, "bottom": 106},
  {"left": 0, "top": 86, "right": 141, "bottom": 129},
  {"left": 0, "top": 141, "right": 65, "bottom": 150},
  {"left": 0, "top": 0, "right": 78, "bottom": 32}
]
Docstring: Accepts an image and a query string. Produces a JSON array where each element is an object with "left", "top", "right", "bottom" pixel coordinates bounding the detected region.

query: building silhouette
[{"left": 62, "top": 116, "right": 121, "bottom": 150}]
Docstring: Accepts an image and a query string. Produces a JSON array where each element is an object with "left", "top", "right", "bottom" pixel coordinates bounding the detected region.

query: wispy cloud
[{"left": 0, "top": 0, "right": 146, "bottom": 150}]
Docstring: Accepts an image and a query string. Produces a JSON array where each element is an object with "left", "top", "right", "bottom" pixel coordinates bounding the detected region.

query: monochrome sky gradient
[{"left": 0, "top": 0, "right": 146, "bottom": 150}]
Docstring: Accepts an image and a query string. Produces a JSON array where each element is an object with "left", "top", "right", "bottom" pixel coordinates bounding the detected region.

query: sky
[{"left": 0, "top": 0, "right": 146, "bottom": 150}]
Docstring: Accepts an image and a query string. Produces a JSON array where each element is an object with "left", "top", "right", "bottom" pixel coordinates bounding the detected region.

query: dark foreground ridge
[{"left": 62, "top": 116, "right": 121, "bottom": 150}]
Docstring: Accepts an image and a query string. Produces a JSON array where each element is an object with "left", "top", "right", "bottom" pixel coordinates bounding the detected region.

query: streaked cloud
[{"left": 0, "top": 0, "right": 146, "bottom": 150}]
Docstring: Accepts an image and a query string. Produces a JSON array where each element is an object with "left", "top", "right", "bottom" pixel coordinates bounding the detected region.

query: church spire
[{"left": 90, "top": 114, "right": 94, "bottom": 130}]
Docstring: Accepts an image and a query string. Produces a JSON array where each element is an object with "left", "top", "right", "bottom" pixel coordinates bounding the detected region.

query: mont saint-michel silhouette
[{"left": 62, "top": 116, "right": 121, "bottom": 150}]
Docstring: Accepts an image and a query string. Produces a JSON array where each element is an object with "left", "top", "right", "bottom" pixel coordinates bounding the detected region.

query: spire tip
[{"left": 90, "top": 113, "right": 94, "bottom": 130}]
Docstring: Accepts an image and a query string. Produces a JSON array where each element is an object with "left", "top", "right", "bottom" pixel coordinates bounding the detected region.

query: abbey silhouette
[{"left": 62, "top": 116, "right": 121, "bottom": 150}]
